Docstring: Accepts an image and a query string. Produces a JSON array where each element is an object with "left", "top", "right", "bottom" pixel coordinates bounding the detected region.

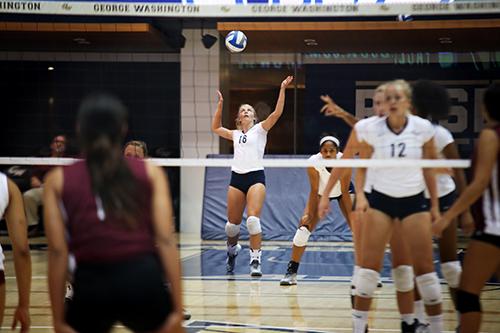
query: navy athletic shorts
[
  {"left": 230, "top": 170, "right": 266, "bottom": 194},
  {"left": 368, "top": 190, "right": 428, "bottom": 220}
]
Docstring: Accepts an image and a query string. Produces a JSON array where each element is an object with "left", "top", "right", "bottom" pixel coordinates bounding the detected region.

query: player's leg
[
  {"left": 457, "top": 238, "right": 500, "bottom": 333},
  {"left": 402, "top": 212, "right": 443, "bottom": 333},
  {"left": 246, "top": 182, "right": 266, "bottom": 277},
  {"left": 225, "top": 185, "right": 246, "bottom": 273},
  {"left": 353, "top": 208, "right": 393, "bottom": 333},
  {"left": 390, "top": 222, "right": 418, "bottom": 332}
]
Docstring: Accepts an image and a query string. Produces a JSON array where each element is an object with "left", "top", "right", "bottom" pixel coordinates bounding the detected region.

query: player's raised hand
[
  {"left": 281, "top": 76, "right": 294, "bottom": 89},
  {"left": 216, "top": 90, "right": 224, "bottom": 103}
]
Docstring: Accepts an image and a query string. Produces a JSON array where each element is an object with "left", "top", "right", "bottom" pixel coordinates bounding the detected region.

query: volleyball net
[{"left": 0, "top": 156, "right": 470, "bottom": 241}]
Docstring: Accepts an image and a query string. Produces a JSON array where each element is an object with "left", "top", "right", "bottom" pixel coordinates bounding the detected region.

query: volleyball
[
  {"left": 397, "top": 14, "right": 413, "bottom": 22},
  {"left": 225, "top": 30, "right": 247, "bottom": 53}
]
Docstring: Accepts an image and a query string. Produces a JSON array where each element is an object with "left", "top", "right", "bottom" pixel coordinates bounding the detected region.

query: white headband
[{"left": 320, "top": 136, "right": 340, "bottom": 148}]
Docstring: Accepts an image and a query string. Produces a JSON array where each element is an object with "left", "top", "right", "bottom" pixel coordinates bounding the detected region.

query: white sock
[
  {"left": 414, "top": 300, "right": 426, "bottom": 324},
  {"left": 428, "top": 314, "right": 443, "bottom": 333},
  {"left": 227, "top": 243, "right": 239, "bottom": 255},
  {"left": 401, "top": 314, "right": 415, "bottom": 325},
  {"left": 352, "top": 309, "right": 368, "bottom": 333},
  {"left": 250, "top": 249, "right": 261, "bottom": 263}
]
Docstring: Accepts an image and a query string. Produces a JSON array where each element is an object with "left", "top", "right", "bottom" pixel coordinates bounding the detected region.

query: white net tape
[{"left": 0, "top": 157, "right": 470, "bottom": 168}]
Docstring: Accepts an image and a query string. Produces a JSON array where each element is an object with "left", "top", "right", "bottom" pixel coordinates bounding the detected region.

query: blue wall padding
[{"left": 201, "top": 155, "right": 352, "bottom": 241}]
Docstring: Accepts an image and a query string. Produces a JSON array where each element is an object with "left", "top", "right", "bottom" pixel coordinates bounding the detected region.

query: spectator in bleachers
[
  {"left": 124, "top": 140, "right": 148, "bottom": 159},
  {"left": 23, "top": 135, "right": 66, "bottom": 236}
]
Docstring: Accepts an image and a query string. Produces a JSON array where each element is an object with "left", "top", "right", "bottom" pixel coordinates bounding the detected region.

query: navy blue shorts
[
  {"left": 348, "top": 182, "right": 355, "bottom": 194},
  {"left": 230, "top": 170, "right": 266, "bottom": 194},
  {"left": 425, "top": 190, "right": 456, "bottom": 212},
  {"left": 368, "top": 190, "right": 428, "bottom": 220},
  {"left": 472, "top": 231, "right": 500, "bottom": 249}
]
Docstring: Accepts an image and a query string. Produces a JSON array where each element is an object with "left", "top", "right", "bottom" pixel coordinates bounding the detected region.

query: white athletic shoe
[
  {"left": 250, "top": 260, "right": 262, "bottom": 277},
  {"left": 416, "top": 322, "right": 431, "bottom": 333},
  {"left": 226, "top": 244, "right": 241, "bottom": 273},
  {"left": 280, "top": 272, "right": 297, "bottom": 286},
  {"left": 65, "top": 282, "right": 73, "bottom": 301}
]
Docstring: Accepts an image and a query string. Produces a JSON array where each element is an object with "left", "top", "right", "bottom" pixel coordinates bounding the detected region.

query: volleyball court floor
[{"left": 2, "top": 234, "right": 499, "bottom": 332}]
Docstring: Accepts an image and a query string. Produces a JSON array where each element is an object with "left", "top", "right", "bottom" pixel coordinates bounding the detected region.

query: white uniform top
[
  {"left": 232, "top": 122, "right": 268, "bottom": 174},
  {"left": 355, "top": 114, "right": 435, "bottom": 198},
  {"left": 310, "top": 152, "right": 343, "bottom": 198},
  {"left": 355, "top": 116, "right": 381, "bottom": 194},
  {"left": 0, "top": 173, "right": 9, "bottom": 218},
  {"left": 424, "top": 124, "right": 456, "bottom": 198}
]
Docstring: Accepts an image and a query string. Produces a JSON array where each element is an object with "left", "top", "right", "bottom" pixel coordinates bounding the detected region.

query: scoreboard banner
[{"left": 1, "top": 0, "right": 499, "bottom": 18}]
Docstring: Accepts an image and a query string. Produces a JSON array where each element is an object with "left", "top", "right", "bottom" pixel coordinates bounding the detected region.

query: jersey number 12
[{"left": 390, "top": 143, "right": 406, "bottom": 157}]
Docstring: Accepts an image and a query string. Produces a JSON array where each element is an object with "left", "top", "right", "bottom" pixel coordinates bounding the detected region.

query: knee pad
[
  {"left": 456, "top": 289, "right": 481, "bottom": 313},
  {"left": 440, "top": 261, "right": 462, "bottom": 289},
  {"left": 293, "top": 226, "right": 311, "bottom": 247},
  {"left": 356, "top": 268, "right": 380, "bottom": 298},
  {"left": 0, "top": 270, "right": 4, "bottom": 284},
  {"left": 246, "top": 216, "right": 262, "bottom": 235},
  {"left": 416, "top": 272, "right": 442, "bottom": 305},
  {"left": 225, "top": 222, "right": 241, "bottom": 238},
  {"left": 391, "top": 265, "right": 415, "bottom": 292}
]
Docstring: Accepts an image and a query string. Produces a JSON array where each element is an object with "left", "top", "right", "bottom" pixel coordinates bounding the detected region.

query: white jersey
[
  {"left": 355, "top": 115, "right": 435, "bottom": 198},
  {"left": 354, "top": 116, "right": 381, "bottom": 194},
  {"left": 424, "top": 124, "right": 456, "bottom": 198},
  {"left": 232, "top": 122, "right": 268, "bottom": 174},
  {"left": 0, "top": 173, "right": 9, "bottom": 218},
  {"left": 310, "top": 152, "right": 343, "bottom": 198}
]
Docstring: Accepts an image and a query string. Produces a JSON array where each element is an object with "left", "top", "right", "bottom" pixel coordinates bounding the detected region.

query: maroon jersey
[
  {"left": 62, "top": 158, "right": 156, "bottom": 263},
  {"left": 472, "top": 124, "right": 500, "bottom": 236}
]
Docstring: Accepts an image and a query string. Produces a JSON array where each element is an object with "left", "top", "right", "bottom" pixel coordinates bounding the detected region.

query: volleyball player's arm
[
  {"left": 318, "top": 130, "right": 359, "bottom": 218},
  {"left": 339, "top": 169, "right": 353, "bottom": 224},
  {"left": 354, "top": 142, "right": 372, "bottom": 212},
  {"left": 320, "top": 95, "right": 359, "bottom": 128},
  {"left": 43, "top": 168, "right": 72, "bottom": 330},
  {"left": 5, "top": 179, "right": 31, "bottom": 331},
  {"left": 434, "top": 129, "right": 498, "bottom": 236},
  {"left": 304, "top": 168, "right": 320, "bottom": 223},
  {"left": 441, "top": 141, "right": 474, "bottom": 232},
  {"left": 261, "top": 76, "right": 293, "bottom": 131},
  {"left": 422, "top": 138, "right": 440, "bottom": 222},
  {"left": 211, "top": 90, "right": 233, "bottom": 141},
  {"left": 148, "top": 164, "right": 183, "bottom": 319}
]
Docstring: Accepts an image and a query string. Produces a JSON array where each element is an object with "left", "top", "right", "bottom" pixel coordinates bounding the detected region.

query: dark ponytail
[{"left": 78, "top": 94, "right": 141, "bottom": 229}]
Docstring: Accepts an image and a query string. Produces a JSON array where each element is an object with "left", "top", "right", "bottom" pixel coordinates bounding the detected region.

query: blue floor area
[{"left": 182, "top": 245, "right": 474, "bottom": 282}]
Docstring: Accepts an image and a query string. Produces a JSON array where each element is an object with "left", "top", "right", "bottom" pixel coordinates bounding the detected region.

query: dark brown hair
[{"left": 77, "top": 94, "right": 141, "bottom": 229}]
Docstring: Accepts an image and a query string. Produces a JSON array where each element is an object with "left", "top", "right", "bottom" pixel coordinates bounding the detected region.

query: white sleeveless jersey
[
  {"left": 0, "top": 173, "right": 9, "bottom": 218},
  {"left": 354, "top": 116, "right": 381, "bottom": 194},
  {"left": 232, "top": 122, "right": 268, "bottom": 174},
  {"left": 309, "top": 152, "right": 343, "bottom": 198},
  {"left": 424, "top": 124, "right": 456, "bottom": 198},
  {"left": 355, "top": 115, "right": 435, "bottom": 198}
]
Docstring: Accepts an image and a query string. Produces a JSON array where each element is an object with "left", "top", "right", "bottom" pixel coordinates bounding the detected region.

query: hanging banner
[{"left": 1, "top": 1, "right": 499, "bottom": 18}]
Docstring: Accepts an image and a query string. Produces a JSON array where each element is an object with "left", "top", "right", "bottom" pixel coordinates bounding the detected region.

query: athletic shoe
[
  {"left": 250, "top": 260, "right": 262, "bottom": 277},
  {"left": 182, "top": 308, "right": 191, "bottom": 320},
  {"left": 280, "top": 272, "right": 297, "bottom": 286},
  {"left": 402, "top": 319, "right": 417, "bottom": 333},
  {"left": 377, "top": 279, "right": 383, "bottom": 288},
  {"left": 226, "top": 243, "right": 241, "bottom": 273},
  {"left": 415, "top": 321, "right": 431, "bottom": 333},
  {"left": 65, "top": 282, "right": 73, "bottom": 301}
]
